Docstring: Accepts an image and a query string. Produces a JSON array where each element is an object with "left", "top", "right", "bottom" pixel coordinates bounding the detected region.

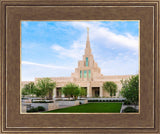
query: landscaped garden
[
  {"left": 21, "top": 75, "right": 139, "bottom": 113},
  {"left": 44, "top": 102, "right": 122, "bottom": 113}
]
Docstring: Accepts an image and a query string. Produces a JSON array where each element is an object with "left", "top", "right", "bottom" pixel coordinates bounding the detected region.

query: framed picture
[
  {"left": 21, "top": 20, "right": 139, "bottom": 114},
  {"left": 1, "top": 0, "right": 159, "bottom": 133}
]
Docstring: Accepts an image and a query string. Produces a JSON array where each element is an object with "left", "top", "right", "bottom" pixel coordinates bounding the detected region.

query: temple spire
[
  {"left": 86, "top": 27, "right": 90, "bottom": 47},
  {"left": 87, "top": 27, "right": 89, "bottom": 41},
  {"left": 85, "top": 27, "right": 91, "bottom": 55}
]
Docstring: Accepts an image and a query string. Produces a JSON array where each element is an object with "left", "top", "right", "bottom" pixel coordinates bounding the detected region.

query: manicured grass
[{"left": 45, "top": 102, "right": 122, "bottom": 113}]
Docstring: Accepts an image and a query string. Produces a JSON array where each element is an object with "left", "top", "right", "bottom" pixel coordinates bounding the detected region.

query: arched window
[{"left": 86, "top": 57, "right": 88, "bottom": 66}]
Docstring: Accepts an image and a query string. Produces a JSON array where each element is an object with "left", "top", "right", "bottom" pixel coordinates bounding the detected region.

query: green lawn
[{"left": 45, "top": 102, "right": 122, "bottom": 113}]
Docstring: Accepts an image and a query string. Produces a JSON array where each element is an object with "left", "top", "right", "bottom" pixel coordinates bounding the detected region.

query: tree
[
  {"left": 120, "top": 75, "right": 139, "bottom": 106},
  {"left": 22, "top": 82, "right": 36, "bottom": 97},
  {"left": 62, "top": 83, "right": 80, "bottom": 100},
  {"left": 79, "top": 87, "right": 87, "bottom": 98},
  {"left": 103, "top": 81, "right": 117, "bottom": 97},
  {"left": 35, "top": 78, "right": 56, "bottom": 100},
  {"left": 22, "top": 88, "right": 29, "bottom": 97}
]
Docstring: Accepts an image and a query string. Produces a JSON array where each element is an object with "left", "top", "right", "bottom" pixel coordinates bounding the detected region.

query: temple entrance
[
  {"left": 92, "top": 87, "right": 100, "bottom": 97},
  {"left": 56, "top": 87, "right": 62, "bottom": 97}
]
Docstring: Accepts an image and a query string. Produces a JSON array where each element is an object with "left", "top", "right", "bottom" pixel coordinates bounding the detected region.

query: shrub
[
  {"left": 124, "top": 100, "right": 131, "bottom": 105},
  {"left": 122, "top": 107, "right": 138, "bottom": 113},
  {"left": 37, "top": 106, "right": 45, "bottom": 111},
  {"left": 27, "top": 106, "right": 45, "bottom": 112},
  {"left": 27, "top": 107, "right": 39, "bottom": 112},
  {"left": 88, "top": 99, "right": 125, "bottom": 103},
  {"left": 33, "top": 100, "right": 53, "bottom": 103}
]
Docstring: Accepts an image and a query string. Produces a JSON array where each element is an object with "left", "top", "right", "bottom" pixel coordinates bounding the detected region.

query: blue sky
[{"left": 21, "top": 21, "right": 139, "bottom": 81}]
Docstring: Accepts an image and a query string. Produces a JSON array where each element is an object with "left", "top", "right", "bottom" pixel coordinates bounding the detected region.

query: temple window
[
  {"left": 80, "top": 70, "right": 82, "bottom": 78},
  {"left": 89, "top": 70, "right": 91, "bottom": 78},
  {"left": 84, "top": 70, "right": 87, "bottom": 78},
  {"left": 86, "top": 57, "right": 88, "bottom": 66}
]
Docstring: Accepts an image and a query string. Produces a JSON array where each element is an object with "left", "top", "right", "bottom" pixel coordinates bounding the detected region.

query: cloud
[
  {"left": 51, "top": 21, "right": 138, "bottom": 61},
  {"left": 71, "top": 21, "right": 139, "bottom": 51},
  {"left": 22, "top": 21, "right": 139, "bottom": 81},
  {"left": 98, "top": 55, "right": 139, "bottom": 75},
  {"left": 51, "top": 41, "right": 85, "bottom": 60},
  {"left": 22, "top": 61, "right": 73, "bottom": 70},
  {"left": 50, "top": 21, "right": 139, "bottom": 77},
  {"left": 21, "top": 61, "right": 75, "bottom": 81}
]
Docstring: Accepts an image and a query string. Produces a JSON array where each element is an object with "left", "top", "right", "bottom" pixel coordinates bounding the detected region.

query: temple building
[{"left": 22, "top": 28, "right": 132, "bottom": 98}]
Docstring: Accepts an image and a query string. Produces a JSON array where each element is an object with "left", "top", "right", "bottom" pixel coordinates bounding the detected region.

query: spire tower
[
  {"left": 85, "top": 27, "right": 92, "bottom": 55},
  {"left": 71, "top": 27, "right": 102, "bottom": 82}
]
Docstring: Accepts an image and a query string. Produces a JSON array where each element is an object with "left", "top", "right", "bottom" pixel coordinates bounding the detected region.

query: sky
[{"left": 21, "top": 21, "right": 139, "bottom": 81}]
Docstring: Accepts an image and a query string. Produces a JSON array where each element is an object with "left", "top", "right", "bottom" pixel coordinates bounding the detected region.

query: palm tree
[
  {"left": 22, "top": 82, "right": 36, "bottom": 97},
  {"left": 62, "top": 83, "right": 80, "bottom": 100},
  {"left": 36, "top": 78, "right": 56, "bottom": 100},
  {"left": 79, "top": 87, "right": 87, "bottom": 98},
  {"left": 103, "top": 81, "right": 117, "bottom": 97}
]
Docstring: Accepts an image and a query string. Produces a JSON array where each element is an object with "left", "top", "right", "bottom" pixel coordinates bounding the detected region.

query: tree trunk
[{"left": 49, "top": 90, "right": 53, "bottom": 100}]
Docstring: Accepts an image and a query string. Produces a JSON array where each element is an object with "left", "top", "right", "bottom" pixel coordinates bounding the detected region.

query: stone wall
[
  {"left": 56, "top": 100, "right": 79, "bottom": 106},
  {"left": 22, "top": 102, "right": 59, "bottom": 112},
  {"left": 79, "top": 99, "right": 88, "bottom": 104},
  {"left": 48, "top": 103, "right": 59, "bottom": 111}
]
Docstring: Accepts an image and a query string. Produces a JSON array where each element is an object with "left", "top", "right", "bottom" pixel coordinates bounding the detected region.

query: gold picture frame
[{"left": 0, "top": 0, "right": 159, "bottom": 133}]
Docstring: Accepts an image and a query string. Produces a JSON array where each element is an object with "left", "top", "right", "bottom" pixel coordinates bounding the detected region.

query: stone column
[
  {"left": 100, "top": 86, "right": 103, "bottom": 97},
  {"left": 87, "top": 83, "right": 92, "bottom": 97},
  {"left": 87, "top": 70, "right": 89, "bottom": 81},
  {"left": 53, "top": 88, "right": 57, "bottom": 98},
  {"left": 87, "top": 86, "right": 90, "bottom": 97}
]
